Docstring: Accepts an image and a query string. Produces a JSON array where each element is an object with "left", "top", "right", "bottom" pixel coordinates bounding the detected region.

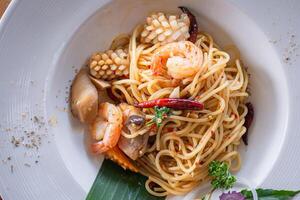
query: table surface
[{"left": 0, "top": 1, "right": 300, "bottom": 200}]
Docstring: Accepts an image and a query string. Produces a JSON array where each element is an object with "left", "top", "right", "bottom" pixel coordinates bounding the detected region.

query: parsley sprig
[
  {"left": 146, "top": 106, "right": 170, "bottom": 127},
  {"left": 208, "top": 161, "right": 236, "bottom": 190}
]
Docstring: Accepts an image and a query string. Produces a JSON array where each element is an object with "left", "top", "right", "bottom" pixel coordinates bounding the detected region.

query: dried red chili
[
  {"left": 242, "top": 102, "right": 254, "bottom": 145},
  {"left": 135, "top": 98, "right": 204, "bottom": 110}
]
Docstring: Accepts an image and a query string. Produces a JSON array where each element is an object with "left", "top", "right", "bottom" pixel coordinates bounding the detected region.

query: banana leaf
[{"left": 86, "top": 159, "right": 165, "bottom": 200}]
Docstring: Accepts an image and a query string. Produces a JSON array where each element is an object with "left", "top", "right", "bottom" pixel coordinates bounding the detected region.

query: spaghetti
[{"left": 109, "top": 27, "right": 249, "bottom": 196}]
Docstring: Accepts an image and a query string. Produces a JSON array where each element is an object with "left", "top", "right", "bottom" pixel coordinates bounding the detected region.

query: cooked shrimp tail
[
  {"left": 105, "top": 146, "right": 139, "bottom": 172},
  {"left": 91, "top": 141, "right": 110, "bottom": 154}
]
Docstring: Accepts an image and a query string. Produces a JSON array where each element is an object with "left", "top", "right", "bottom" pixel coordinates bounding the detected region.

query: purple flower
[{"left": 219, "top": 191, "right": 245, "bottom": 200}]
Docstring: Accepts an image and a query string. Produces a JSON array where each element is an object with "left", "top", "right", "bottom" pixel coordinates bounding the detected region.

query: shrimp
[
  {"left": 105, "top": 146, "right": 139, "bottom": 172},
  {"left": 90, "top": 102, "right": 123, "bottom": 154},
  {"left": 151, "top": 41, "right": 203, "bottom": 79},
  {"left": 91, "top": 102, "right": 139, "bottom": 172}
]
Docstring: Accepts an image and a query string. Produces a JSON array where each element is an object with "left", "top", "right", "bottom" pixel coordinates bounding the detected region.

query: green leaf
[
  {"left": 240, "top": 188, "right": 300, "bottom": 200},
  {"left": 86, "top": 159, "right": 165, "bottom": 200}
]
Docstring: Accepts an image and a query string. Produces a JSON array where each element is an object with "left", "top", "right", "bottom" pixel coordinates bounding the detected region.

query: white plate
[{"left": 0, "top": 0, "right": 299, "bottom": 199}]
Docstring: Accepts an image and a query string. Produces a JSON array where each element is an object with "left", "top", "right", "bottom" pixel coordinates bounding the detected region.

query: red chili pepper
[
  {"left": 135, "top": 98, "right": 204, "bottom": 110},
  {"left": 242, "top": 102, "right": 254, "bottom": 145},
  {"left": 178, "top": 6, "right": 198, "bottom": 43}
]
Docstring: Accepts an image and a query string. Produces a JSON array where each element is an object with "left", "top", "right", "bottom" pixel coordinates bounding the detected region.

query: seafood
[
  {"left": 91, "top": 102, "right": 146, "bottom": 170},
  {"left": 140, "top": 12, "right": 190, "bottom": 45},
  {"left": 118, "top": 134, "right": 149, "bottom": 160},
  {"left": 90, "top": 102, "right": 123, "bottom": 154},
  {"left": 88, "top": 49, "right": 129, "bottom": 81},
  {"left": 151, "top": 41, "right": 203, "bottom": 79},
  {"left": 119, "top": 103, "right": 146, "bottom": 132},
  {"left": 118, "top": 103, "right": 148, "bottom": 160},
  {"left": 178, "top": 6, "right": 198, "bottom": 43},
  {"left": 70, "top": 68, "right": 98, "bottom": 123},
  {"left": 105, "top": 146, "right": 138, "bottom": 172}
]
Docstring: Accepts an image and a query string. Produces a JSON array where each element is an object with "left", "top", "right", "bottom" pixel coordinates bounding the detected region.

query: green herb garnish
[
  {"left": 146, "top": 106, "right": 170, "bottom": 127},
  {"left": 241, "top": 188, "right": 300, "bottom": 200},
  {"left": 208, "top": 160, "right": 236, "bottom": 190}
]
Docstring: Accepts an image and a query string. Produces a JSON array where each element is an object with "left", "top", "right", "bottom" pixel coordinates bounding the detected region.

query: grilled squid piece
[
  {"left": 70, "top": 68, "right": 98, "bottom": 123},
  {"left": 178, "top": 6, "right": 198, "bottom": 43}
]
